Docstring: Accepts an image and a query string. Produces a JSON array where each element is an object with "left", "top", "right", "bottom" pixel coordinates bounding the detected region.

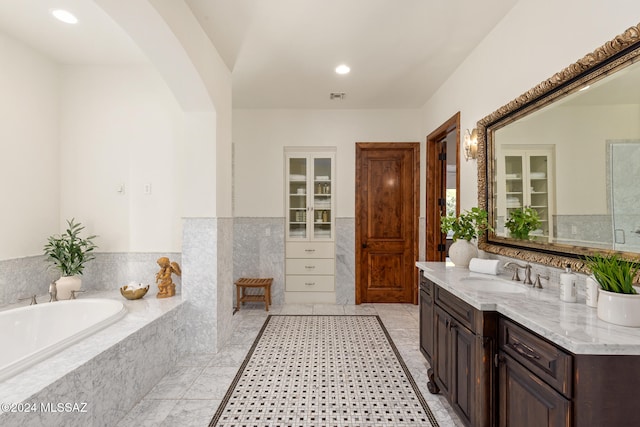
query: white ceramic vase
[
  {"left": 56, "top": 275, "right": 82, "bottom": 300},
  {"left": 597, "top": 287, "right": 640, "bottom": 327},
  {"left": 448, "top": 239, "right": 478, "bottom": 268}
]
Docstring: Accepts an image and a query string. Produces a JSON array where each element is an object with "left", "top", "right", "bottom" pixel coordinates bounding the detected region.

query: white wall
[
  {"left": 59, "top": 65, "right": 184, "bottom": 252},
  {"left": 233, "top": 109, "right": 422, "bottom": 217},
  {"left": 421, "top": 0, "right": 640, "bottom": 210},
  {"left": 0, "top": 33, "right": 59, "bottom": 260}
]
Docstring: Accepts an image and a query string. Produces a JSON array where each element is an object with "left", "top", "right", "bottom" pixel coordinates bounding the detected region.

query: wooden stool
[{"left": 234, "top": 278, "right": 273, "bottom": 312}]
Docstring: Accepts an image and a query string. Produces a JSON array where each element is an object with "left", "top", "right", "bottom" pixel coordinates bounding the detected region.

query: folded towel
[{"left": 468, "top": 258, "right": 500, "bottom": 275}]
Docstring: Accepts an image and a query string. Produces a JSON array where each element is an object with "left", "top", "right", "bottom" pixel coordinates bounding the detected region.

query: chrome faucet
[
  {"left": 504, "top": 262, "right": 533, "bottom": 285},
  {"left": 534, "top": 273, "right": 549, "bottom": 289},
  {"left": 18, "top": 295, "right": 38, "bottom": 305},
  {"left": 49, "top": 281, "right": 58, "bottom": 302},
  {"left": 69, "top": 290, "right": 85, "bottom": 299}
]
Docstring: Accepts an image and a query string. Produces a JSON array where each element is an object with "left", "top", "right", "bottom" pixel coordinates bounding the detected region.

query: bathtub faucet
[
  {"left": 70, "top": 290, "right": 85, "bottom": 299},
  {"left": 49, "top": 281, "right": 58, "bottom": 302},
  {"left": 18, "top": 295, "right": 38, "bottom": 305}
]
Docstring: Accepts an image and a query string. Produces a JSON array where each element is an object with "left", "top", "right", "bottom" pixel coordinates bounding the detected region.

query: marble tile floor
[{"left": 117, "top": 304, "right": 464, "bottom": 427}]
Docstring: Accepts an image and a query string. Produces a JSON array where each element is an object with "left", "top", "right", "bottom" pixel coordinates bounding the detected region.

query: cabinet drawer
[
  {"left": 286, "top": 258, "right": 335, "bottom": 275},
  {"left": 286, "top": 241, "right": 335, "bottom": 258},
  {"left": 435, "top": 286, "right": 476, "bottom": 331},
  {"left": 499, "top": 318, "right": 572, "bottom": 397},
  {"left": 286, "top": 275, "right": 334, "bottom": 292}
]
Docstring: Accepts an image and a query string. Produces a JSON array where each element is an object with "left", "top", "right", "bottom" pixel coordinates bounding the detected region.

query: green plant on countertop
[
  {"left": 43, "top": 218, "right": 98, "bottom": 276},
  {"left": 440, "top": 207, "right": 492, "bottom": 242},
  {"left": 505, "top": 206, "right": 540, "bottom": 240},
  {"left": 585, "top": 253, "right": 640, "bottom": 294}
]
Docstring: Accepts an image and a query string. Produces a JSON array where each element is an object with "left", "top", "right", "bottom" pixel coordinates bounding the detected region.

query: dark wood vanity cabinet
[
  {"left": 497, "top": 318, "right": 571, "bottom": 427},
  {"left": 419, "top": 273, "right": 640, "bottom": 427},
  {"left": 420, "top": 277, "right": 497, "bottom": 426},
  {"left": 419, "top": 274, "right": 434, "bottom": 362},
  {"left": 497, "top": 317, "right": 640, "bottom": 427}
]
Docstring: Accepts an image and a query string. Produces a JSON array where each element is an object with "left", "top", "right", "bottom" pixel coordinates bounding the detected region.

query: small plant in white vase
[
  {"left": 43, "top": 218, "right": 97, "bottom": 299},
  {"left": 440, "top": 207, "right": 492, "bottom": 267},
  {"left": 585, "top": 253, "right": 640, "bottom": 327}
]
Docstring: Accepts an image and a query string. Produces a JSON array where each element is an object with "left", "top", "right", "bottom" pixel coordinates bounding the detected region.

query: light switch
[{"left": 116, "top": 184, "right": 125, "bottom": 195}]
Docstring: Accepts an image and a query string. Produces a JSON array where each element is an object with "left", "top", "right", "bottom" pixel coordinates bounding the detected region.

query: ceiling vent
[{"left": 329, "top": 92, "right": 346, "bottom": 100}]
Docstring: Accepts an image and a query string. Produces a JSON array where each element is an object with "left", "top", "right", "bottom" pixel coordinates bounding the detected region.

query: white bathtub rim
[{"left": 0, "top": 299, "right": 126, "bottom": 382}]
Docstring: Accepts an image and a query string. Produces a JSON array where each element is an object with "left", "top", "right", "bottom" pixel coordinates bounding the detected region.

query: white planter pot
[
  {"left": 56, "top": 275, "right": 82, "bottom": 300},
  {"left": 448, "top": 240, "right": 478, "bottom": 268},
  {"left": 597, "top": 287, "right": 640, "bottom": 327}
]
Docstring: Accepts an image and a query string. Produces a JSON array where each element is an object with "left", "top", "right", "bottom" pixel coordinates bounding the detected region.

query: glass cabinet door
[
  {"left": 285, "top": 151, "right": 335, "bottom": 241},
  {"left": 313, "top": 157, "right": 332, "bottom": 240},
  {"left": 288, "top": 157, "right": 308, "bottom": 239}
]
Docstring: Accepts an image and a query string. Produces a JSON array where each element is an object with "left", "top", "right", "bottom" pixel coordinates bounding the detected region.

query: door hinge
[
  {"left": 438, "top": 152, "right": 446, "bottom": 161},
  {"left": 437, "top": 243, "right": 446, "bottom": 252},
  {"left": 438, "top": 198, "right": 446, "bottom": 207}
]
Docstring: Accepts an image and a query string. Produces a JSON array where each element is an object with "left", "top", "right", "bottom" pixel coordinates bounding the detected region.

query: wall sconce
[{"left": 464, "top": 128, "right": 478, "bottom": 161}]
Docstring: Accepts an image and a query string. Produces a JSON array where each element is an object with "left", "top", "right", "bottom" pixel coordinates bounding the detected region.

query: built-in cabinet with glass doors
[
  {"left": 497, "top": 145, "right": 555, "bottom": 240},
  {"left": 285, "top": 148, "right": 336, "bottom": 303}
]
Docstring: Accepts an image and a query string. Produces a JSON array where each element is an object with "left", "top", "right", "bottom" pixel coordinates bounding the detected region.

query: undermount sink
[{"left": 459, "top": 276, "right": 527, "bottom": 294}]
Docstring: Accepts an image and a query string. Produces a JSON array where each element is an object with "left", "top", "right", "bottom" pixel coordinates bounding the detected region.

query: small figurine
[{"left": 156, "top": 257, "right": 182, "bottom": 298}]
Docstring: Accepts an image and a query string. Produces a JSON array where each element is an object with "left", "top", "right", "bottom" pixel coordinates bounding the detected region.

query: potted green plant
[
  {"left": 585, "top": 253, "right": 640, "bottom": 327},
  {"left": 43, "top": 218, "right": 98, "bottom": 299},
  {"left": 440, "top": 207, "right": 492, "bottom": 267},
  {"left": 505, "top": 207, "right": 540, "bottom": 240}
]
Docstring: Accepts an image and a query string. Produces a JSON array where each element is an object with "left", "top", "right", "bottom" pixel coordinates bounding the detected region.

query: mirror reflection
[{"left": 489, "top": 55, "right": 640, "bottom": 255}]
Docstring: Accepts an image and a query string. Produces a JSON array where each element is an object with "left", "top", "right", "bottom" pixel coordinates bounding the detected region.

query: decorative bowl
[{"left": 120, "top": 284, "right": 150, "bottom": 300}]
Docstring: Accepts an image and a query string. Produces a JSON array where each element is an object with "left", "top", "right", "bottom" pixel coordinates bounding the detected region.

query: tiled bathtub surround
[
  {"left": 182, "top": 217, "right": 233, "bottom": 354},
  {"left": 0, "top": 252, "right": 181, "bottom": 308},
  {"left": 233, "top": 217, "right": 356, "bottom": 305},
  {"left": 0, "top": 290, "right": 184, "bottom": 427}
]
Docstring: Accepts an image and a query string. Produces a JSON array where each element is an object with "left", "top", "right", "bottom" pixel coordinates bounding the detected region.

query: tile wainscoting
[
  {"left": 0, "top": 252, "right": 181, "bottom": 308},
  {"left": 233, "top": 217, "right": 357, "bottom": 305}
]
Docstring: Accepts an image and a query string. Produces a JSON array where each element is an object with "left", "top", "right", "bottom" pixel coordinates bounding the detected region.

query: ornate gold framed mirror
[{"left": 477, "top": 22, "right": 640, "bottom": 271}]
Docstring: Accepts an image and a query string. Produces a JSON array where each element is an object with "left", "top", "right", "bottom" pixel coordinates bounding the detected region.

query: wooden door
[
  {"left": 426, "top": 112, "right": 460, "bottom": 261},
  {"left": 355, "top": 142, "right": 419, "bottom": 304}
]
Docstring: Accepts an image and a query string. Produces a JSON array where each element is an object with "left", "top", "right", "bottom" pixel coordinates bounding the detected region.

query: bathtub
[{"left": 0, "top": 299, "right": 126, "bottom": 381}]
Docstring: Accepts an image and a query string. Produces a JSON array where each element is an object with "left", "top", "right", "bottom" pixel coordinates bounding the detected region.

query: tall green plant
[
  {"left": 43, "top": 218, "right": 98, "bottom": 276},
  {"left": 440, "top": 207, "right": 492, "bottom": 242},
  {"left": 585, "top": 253, "right": 639, "bottom": 294},
  {"left": 505, "top": 207, "right": 540, "bottom": 239}
]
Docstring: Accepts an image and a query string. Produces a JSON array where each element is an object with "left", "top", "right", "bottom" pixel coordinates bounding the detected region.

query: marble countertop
[{"left": 416, "top": 261, "right": 640, "bottom": 355}]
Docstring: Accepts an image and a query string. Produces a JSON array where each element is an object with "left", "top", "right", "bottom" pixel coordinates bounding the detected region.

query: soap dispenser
[{"left": 560, "top": 264, "right": 577, "bottom": 303}]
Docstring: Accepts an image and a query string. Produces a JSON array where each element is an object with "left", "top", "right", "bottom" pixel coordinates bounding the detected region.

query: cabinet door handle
[
  {"left": 508, "top": 342, "right": 540, "bottom": 360},
  {"left": 304, "top": 249, "right": 316, "bottom": 253},
  {"left": 305, "top": 282, "right": 316, "bottom": 286},
  {"left": 304, "top": 265, "right": 315, "bottom": 269}
]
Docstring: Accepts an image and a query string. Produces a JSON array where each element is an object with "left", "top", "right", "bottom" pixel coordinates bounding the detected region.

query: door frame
[
  {"left": 355, "top": 142, "right": 420, "bottom": 304},
  {"left": 426, "top": 112, "right": 460, "bottom": 261}
]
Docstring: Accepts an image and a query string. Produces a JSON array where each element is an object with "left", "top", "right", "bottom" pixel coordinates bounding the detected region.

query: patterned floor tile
[{"left": 209, "top": 315, "right": 439, "bottom": 427}]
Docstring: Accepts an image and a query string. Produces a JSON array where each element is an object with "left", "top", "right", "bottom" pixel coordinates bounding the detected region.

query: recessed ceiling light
[
  {"left": 335, "top": 64, "right": 350, "bottom": 75},
  {"left": 50, "top": 9, "right": 78, "bottom": 24}
]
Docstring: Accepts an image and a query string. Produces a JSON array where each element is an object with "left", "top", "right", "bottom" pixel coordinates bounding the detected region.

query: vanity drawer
[
  {"left": 286, "top": 241, "right": 335, "bottom": 258},
  {"left": 286, "top": 275, "right": 334, "bottom": 292},
  {"left": 499, "top": 318, "right": 572, "bottom": 397},
  {"left": 286, "top": 258, "right": 335, "bottom": 275},
  {"left": 434, "top": 286, "right": 476, "bottom": 331}
]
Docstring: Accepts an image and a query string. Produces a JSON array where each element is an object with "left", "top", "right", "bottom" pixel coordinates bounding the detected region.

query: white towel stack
[{"left": 468, "top": 258, "right": 501, "bottom": 275}]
